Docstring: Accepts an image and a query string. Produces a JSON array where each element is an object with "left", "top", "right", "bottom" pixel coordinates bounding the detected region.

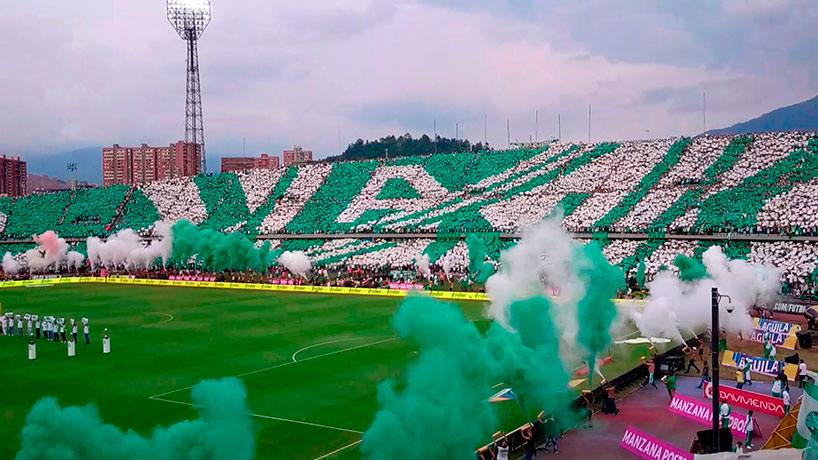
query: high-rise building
[
  {"left": 282, "top": 146, "right": 313, "bottom": 166},
  {"left": 102, "top": 142, "right": 201, "bottom": 186},
  {"left": 0, "top": 155, "right": 27, "bottom": 197},
  {"left": 220, "top": 153, "right": 281, "bottom": 173}
]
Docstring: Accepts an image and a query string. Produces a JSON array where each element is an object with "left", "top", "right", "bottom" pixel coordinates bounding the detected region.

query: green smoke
[
  {"left": 361, "top": 295, "right": 497, "bottom": 460},
  {"left": 171, "top": 220, "right": 276, "bottom": 272},
  {"left": 362, "top": 294, "right": 578, "bottom": 459},
  {"left": 466, "top": 234, "right": 496, "bottom": 283},
  {"left": 16, "top": 377, "right": 254, "bottom": 460},
  {"left": 575, "top": 242, "right": 623, "bottom": 374},
  {"left": 673, "top": 254, "right": 708, "bottom": 281},
  {"left": 486, "top": 296, "right": 574, "bottom": 423},
  {"left": 635, "top": 260, "right": 646, "bottom": 289}
]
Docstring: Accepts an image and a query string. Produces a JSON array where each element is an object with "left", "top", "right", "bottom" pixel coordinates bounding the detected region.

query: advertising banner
[
  {"left": 748, "top": 329, "right": 798, "bottom": 350},
  {"left": 668, "top": 394, "right": 747, "bottom": 437},
  {"left": 387, "top": 282, "right": 424, "bottom": 291},
  {"left": 0, "top": 277, "right": 494, "bottom": 301},
  {"left": 619, "top": 425, "right": 693, "bottom": 460},
  {"left": 771, "top": 302, "right": 807, "bottom": 315},
  {"left": 753, "top": 317, "right": 801, "bottom": 336},
  {"left": 721, "top": 349, "right": 798, "bottom": 380},
  {"left": 703, "top": 381, "right": 785, "bottom": 416}
]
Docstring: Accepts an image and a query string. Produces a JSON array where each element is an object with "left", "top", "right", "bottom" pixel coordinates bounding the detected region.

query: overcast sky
[{"left": 1, "top": 0, "right": 816, "bottom": 159}]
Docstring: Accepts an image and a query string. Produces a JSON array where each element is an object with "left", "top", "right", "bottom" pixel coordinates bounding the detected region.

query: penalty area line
[
  {"left": 291, "top": 337, "right": 367, "bottom": 363},
  {"left": 311, "top": 439, "right": 363, "bottom": 460},
  {"left": 149, "top": 396, "right": 363, "bottom": 434}
]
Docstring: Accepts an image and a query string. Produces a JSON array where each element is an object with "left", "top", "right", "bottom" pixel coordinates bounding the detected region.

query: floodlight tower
[{"left": 167, "top": 0, "right": 211, "bottom": 173}]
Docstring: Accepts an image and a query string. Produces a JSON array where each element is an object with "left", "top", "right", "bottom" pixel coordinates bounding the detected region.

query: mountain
[
  {"left": 706, "top": 95, "right": 818, "bottom": 136},
  {"left": 25, "top": 146, "right": 102, "bottom": 185},
  {"left": 27, "top": 174, "right": 70, "bottom": 193}
]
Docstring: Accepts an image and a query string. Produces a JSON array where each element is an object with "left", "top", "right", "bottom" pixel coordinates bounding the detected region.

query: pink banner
[
  {"left": 668, "top": 394, "right": 747, "bottom": 437},
  {"left": 704, "top": 382, "right": 784, "bottom": 417},
  {"left": 619, "top": 425, "right": 692, "bottom": 460}
]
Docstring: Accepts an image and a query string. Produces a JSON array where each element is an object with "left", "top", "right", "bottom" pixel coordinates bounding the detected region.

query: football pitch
[{"left": 0, "top": 284, "right": 652, "bottom": 459}]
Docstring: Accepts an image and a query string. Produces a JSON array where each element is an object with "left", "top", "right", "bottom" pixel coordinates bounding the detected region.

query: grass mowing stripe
[{"left": 149, "top": 336, "right": 399, "bottom": 399}]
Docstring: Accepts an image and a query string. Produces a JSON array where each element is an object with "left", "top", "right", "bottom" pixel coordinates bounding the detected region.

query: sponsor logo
[
  {"left": 704, "top": 382, "right": 784, "bottom": 416},
  {"left": 749, "top": 329, "right": 797, "bottom": 350},
  {"left": 721, "top": 349, "right": 798, "bottom": 380},
  {"left": 620, "top": 425, "right": 693, "bottom": 460},
  {"left": 771, "top": 302, "right": 807, "bottom": 314},
  {"left": 668, "top": 394, "right": 747, "bottom": 436},
  {"left": 754, "top": 318, "right": 800, "bottom": 335}
]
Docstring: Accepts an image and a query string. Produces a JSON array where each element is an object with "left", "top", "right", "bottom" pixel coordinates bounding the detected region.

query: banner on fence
[
  {"left": 703, "top": 381, "right": 785, "bottom": 417},
  {"left": 753, "top": 317, "right": 801, "bottom": 336},
  {"left": 721, "top": 349, "right": 798, "bottom": 380},
  {"left": 770, "top": 302, "right": 808, "bottom": 315},
  {"left": 748, "top": 329, "right": 798, "bottom": 350},
  {"left": 668, "top": 394, "right": 749, "bottom": 437},
  {"left": 619, "top": 425, "right": 693, "bottom": 460}
]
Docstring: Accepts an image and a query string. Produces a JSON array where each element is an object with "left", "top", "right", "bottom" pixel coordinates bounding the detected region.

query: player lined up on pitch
[{"left": 1, "top": 313, "right": 100, "bottom": 350}]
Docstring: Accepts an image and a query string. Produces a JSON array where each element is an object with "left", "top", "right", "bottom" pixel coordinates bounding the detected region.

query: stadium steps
[
  {"left": 762, "top": 399, "right": 800, "bottom": 449},
  {"left": 106, "top": 186, "right": 135, "bottom": 232},
  {"left": 56, "top": 189, "right": 76, "bottom": 226}
]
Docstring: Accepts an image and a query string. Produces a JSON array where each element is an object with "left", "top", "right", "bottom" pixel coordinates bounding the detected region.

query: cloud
[{"left": 0, "top": 0, "right": 815, "bottom": 160}]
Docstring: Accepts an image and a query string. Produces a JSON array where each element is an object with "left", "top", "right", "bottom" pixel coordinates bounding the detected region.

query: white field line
[
  {"left": 149, "top": 396, "right": 363, "bottom": 434},
  {"left": 160, "top": 313, "right": 174, "bottom": 323},
  {"left": 149, "top": 336, "right": 398, "bottom": 399},
  {"left": 614, "top": 330, "right": 641, "bottom": 341},
  {"left": 291, "top": 337, "right": 364, "bottom": 363},
  {"left": 311, "top": 440, "right": 363, "bottom": 460}
]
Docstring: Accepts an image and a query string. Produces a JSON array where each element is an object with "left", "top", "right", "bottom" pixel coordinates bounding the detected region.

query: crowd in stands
[
  {"left": 259, "top": 163, "right": 332, "bottom": 234},
  {"left": 141, "top": 177, "right": 207, "bottom": 225},
  {"left": 0, "top": 131, "right": 816, "bottom": 297}
]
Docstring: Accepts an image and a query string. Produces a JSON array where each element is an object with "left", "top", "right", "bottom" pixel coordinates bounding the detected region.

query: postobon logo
[{"left": 704, "top": 382, "right": 713, "bottom": 399}]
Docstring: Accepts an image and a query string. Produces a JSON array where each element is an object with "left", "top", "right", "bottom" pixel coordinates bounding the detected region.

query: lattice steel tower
[{"left": 167, "top": 0, "right": 211, "bottom": 173}]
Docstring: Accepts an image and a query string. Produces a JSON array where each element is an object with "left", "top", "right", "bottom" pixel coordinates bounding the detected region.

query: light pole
[{"left": 711, "top": 287, "right": 732, "bottom": 452}]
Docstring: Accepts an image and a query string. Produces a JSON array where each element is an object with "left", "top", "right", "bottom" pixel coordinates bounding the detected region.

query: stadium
[
  {"left": 2, "top": 131, "right": 818, "bottom": 459},
  {"left": 3, "top": 1, "right": 818, "bottom": 460}
]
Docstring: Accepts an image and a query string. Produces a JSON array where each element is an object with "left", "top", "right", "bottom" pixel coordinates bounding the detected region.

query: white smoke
[
  {"left": 484, "top": 215, "right": 585, "bottom": 343},
  {"left": 24, "top": 231, "right": 70, "bottom": 273},
  {"left": 66, "top": 251, "right": 85, "bottom": 271},
  {"left": 87, "top": 221, "right": 172, "bottom": 270},
  {"left": 3, "top": 252, "right": 21, "bottom": 275},
  {"left": 441, "top": 257, "right": 451, "bottom": 279},
  {"left": 277, "top": 251, "right": 311, "bottom": 276},
  {"left": 415, "top": 253, "right": 431, "bottom": 279},
  {"left": 632, "top": 246, "right": 781, "bottom": 344}
]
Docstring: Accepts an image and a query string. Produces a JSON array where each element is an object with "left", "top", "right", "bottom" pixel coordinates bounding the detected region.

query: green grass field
[{"left": 0, "top": 285, "right": 652, "bottom": 459}]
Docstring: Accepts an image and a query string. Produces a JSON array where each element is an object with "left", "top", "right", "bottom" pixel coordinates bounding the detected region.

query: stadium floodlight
[
  {"left": 167, "top": 0, "right": 211, "bottom": 172},
  {"left": 167, "top": 0, "right": 211, "bottom": 40}
]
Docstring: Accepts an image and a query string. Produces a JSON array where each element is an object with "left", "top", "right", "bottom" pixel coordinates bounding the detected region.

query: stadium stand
[{"left": 1, "top": 132, "right": 817, "bottom": 297}]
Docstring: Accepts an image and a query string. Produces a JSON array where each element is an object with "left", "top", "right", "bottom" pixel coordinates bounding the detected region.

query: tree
[{"left": 326, "top": 134, "right": 490, "bottom": 162}]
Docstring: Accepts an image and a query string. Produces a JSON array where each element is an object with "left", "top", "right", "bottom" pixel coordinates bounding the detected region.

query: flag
[
  {"left": 794, "top": 381, "right": 818, "bottom": 448},
  {"left": 489, "top": 388, "right": 516, "bottom": 403}
]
